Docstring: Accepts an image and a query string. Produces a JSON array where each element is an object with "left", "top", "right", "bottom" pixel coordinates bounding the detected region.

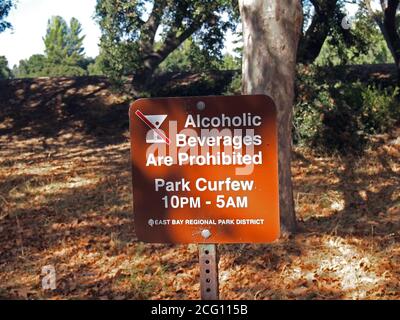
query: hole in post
[
  {"left": 206, "top": 269, "right": 210, "bottom": 274},
  {"left": 205, "top": 250, "right": 209, "bottom": 255},
  {"left": 206, "top": 279, "right": 211, "bottom": 283},
  {"left": 205, "top": 260, "right": 210, "bottom": 264},
  {"left": 206, "top": 288, "right": 211, "bottom": 293}
]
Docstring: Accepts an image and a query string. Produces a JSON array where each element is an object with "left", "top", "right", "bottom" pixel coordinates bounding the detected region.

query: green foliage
[
  {"left": 220, "top": 52, "right": 242, "bottom": 95},
  {"left": 221, "top": 53, "right": 241, "bottom": 70},
  {"left": 298, "top": 0, "right": 355, "bottom": 64},
  {"left": 95, "top": 0, "right": 154, "bottom": 80},
  {"left": 0, "top": 55, "right": 12, "bottom": 79},
  {"left": 44, "top": 16, "right": 70, "bottom": 65},
  {"left": 87, "top": 55, "right": 105, "bottom": 76},
  {"left": 45, "top": 65, "right": 88, "bottom": 77},
  {"left": 0, "top": 0, "right": 14, "bottom": 33},
  {"left": 361, "top": 85, "right": 399, "bottom": 134},
  {"left": 14, "top": 16, "right": 90, "bottom": 78},
  {"left": 95, "top": 35, "right": 138, "bottom": 81},
  {"left": 223, "top": 71, "right": 241, "bottom": 95},
  {"left": 13, "top": 54, "right": 47, "bottom": 78},
  {"left": 158, "top": 44, "right": 190, "bottom": 72},
  {"left": 159, "top": 38, "right": 241, "bottom": 73},
  {"left": 95, "top": 0, "right": 238, "bottom": 84},
  {"left": 43, "top": 16, "right": 87, "bottom": 76},
  {"left": 294, "top": 66, "right": 399, "bottom": 154},
  {"left": 67, "top": 18, "right": 86, "bottom": 60},
  {"left": 159, "top": 38, "right": 225, "bottom": 73},
  {"left": 316, "top": 6, "right": 394, "bottom": 66}
]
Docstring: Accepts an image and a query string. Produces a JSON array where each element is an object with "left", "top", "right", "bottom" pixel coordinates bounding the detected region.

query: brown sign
[{"left": 129, "top": 95, "right": 280, "bottom": 244}]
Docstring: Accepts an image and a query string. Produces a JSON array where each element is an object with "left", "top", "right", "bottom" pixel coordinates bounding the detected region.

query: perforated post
[{"left": 199, "top": 244, "right": 219, "bottom": 300}]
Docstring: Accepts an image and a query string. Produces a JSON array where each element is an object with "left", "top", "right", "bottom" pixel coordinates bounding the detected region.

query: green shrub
[
  {"left": 361, "top": 85, "right": 399, "bottom": 134},
  {"left": 294, "top": 66, "right": 399, "bottom": 153}
]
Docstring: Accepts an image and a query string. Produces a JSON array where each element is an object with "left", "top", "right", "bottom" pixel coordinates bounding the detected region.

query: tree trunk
[
  {"left": 132, "top": 53, "right": 163, "bottom": 94},
  {"left": 297, "top": 0, "right": 338, "bottom": 64},
  {"left": 383, "top": 0, "right": 400, "bottom": 83},
  {"left": 239, "top": 0, "right": 303, "bottom": 233},
  {"left": 131, "top": 17, "right": 207, "bottom": 95}
]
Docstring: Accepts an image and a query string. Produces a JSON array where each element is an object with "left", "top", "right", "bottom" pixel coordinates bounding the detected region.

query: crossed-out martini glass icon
[
  {"left": 145, "top": 115, "right": 168, "bottom": 144},
  {"left": 135, "top": 110, "right": 170, "bottom": 145}
]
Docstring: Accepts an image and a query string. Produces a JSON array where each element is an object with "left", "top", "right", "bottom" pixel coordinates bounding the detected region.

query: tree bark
[
  {"left": 132, "top": 0, "right": 168, "bottom": 93},
  {"left": 239, "top": 0, "right": 303, "bottom": 233}
]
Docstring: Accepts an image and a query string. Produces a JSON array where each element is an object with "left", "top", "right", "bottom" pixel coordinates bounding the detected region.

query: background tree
[
  {"left": 13, "top": 54, "right": 47, "bottom": 78},
  {"left": 239, "top": 0, "right": 303, "bottom": 233},
  {"left": 0, "top": 55, "right": 12, "bottom": 78},
  {"left": 299, "top": 0, "right": 340, "bottom": 63},
  {"left": 87, "top": 53, "right": 106, "bottom": 76},
  {"left": 216, "top": 1, "right": 356, "bottom": 67},
  {"left": 43, "top": 16, "right": 87, "bottom": 76},
  {"left": 0, "top": 0, "right": 14, "bottom": 33},
  {"left": 66, "top": 18, "right": 86, "bottom": 63},
  {"left": 315, "top": 5, "right": 394, "bottom": 65},
  {"left": 13, "top": 16, "right": 89, "bottom": 78},
  {"left": 298, "top": 0, "right": 362, "bottom": 64},
  {"left": 159, "top": 37, "right": 233, "bottom": 73},
  {"left": 95, "top": 0, "right": 239, "bottom": 92},
  {"left": 44, "top": 16, "right": 69, "bottom": 66}
]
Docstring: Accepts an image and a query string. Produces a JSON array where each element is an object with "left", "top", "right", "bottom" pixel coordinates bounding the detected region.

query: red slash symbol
[{"left": 135, "top": 110, "right": 171, "bottom": 145}]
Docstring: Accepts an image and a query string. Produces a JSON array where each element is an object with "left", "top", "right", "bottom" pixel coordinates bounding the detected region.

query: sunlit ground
[
  {"left": 1, "top": 129, "right": 398, "bottom": 300},
  {"left": 0, "top": 77, "right": 399, "bottom": 300}
]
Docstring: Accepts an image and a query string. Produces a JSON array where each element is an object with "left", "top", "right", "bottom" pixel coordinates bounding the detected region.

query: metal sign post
[{"left": 199, "top": 244, "right": 219, "bottom": 300}]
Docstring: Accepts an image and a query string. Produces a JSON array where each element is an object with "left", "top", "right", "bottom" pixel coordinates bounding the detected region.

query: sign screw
[
  {"left": 197, "top": 101, "right": 206, "bottom": 111},
  {"left": 201, "top": 229, "right": 211, "bottom": 239}
]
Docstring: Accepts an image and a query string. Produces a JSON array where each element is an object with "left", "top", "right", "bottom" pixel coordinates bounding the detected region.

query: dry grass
[{"left": 0, "top": 77, "right": 399, "bottom": 300}]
